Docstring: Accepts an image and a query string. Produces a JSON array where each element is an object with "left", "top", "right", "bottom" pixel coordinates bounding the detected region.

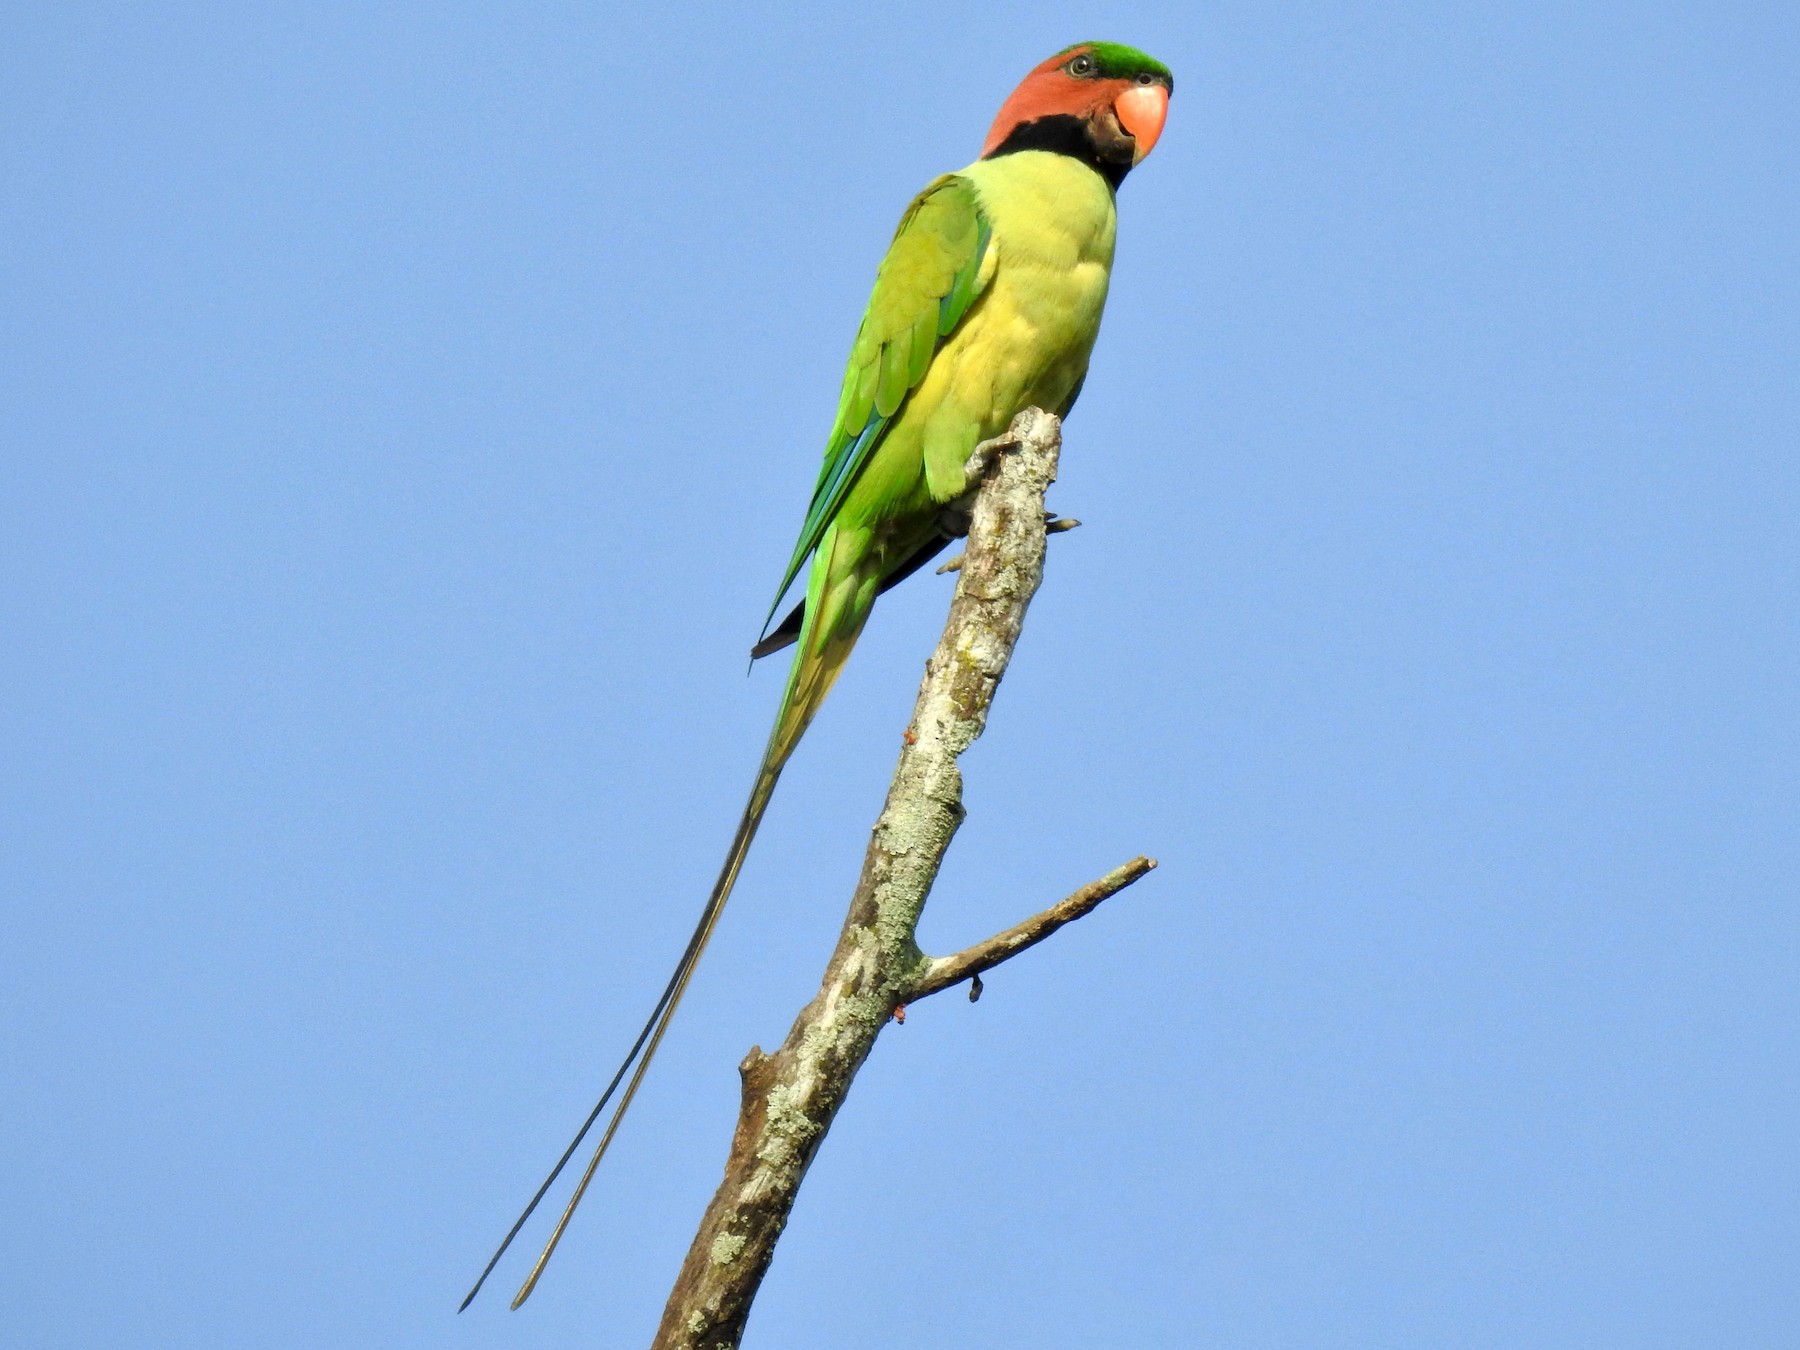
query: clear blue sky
[{"left": 5, "top": 3, "right": 1796, "bottom": 1346}]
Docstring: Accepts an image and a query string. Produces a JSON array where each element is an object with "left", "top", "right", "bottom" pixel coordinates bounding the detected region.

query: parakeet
[{"left": 465, "top": 40, "right": 1172, "bottom": 1309}]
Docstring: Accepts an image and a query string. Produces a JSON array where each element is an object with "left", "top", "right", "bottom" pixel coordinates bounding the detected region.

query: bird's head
[{"left": 981, "top": 42, "right": 1173, "bottom": 186}]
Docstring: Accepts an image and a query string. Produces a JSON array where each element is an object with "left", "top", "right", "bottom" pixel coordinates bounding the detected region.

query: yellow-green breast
[{"left": 840, "top": 150, "right": 1118, "bottom": 530}]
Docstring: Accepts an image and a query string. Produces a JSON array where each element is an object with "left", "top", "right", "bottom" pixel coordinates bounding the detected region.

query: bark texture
[{"left": 651, "top": 407, "right": 1154, "bottom": 1349}]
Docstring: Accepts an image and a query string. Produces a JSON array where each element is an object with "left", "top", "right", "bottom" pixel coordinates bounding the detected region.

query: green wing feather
[{"left": 759, "top": 174, "right": 990, "bottom": 636}]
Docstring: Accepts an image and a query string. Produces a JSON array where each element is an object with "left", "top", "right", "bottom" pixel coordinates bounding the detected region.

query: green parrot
[{"left": 465, "top": 40, "right": 1172, "bottom": 1309}]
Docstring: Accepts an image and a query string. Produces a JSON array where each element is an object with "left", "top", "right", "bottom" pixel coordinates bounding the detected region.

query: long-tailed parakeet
[{"left": 467, "top": 40, "right": 1172, "bottom": 1309}]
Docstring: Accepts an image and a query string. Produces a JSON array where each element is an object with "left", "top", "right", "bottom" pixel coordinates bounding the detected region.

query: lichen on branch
[{"left": 651, "top": 408, "right": 1155, "bottom": 1349}]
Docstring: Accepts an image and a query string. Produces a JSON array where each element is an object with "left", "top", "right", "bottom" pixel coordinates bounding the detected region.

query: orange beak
[{"left": 1114, "top": 83, "right": 1169, "bottom": 163}]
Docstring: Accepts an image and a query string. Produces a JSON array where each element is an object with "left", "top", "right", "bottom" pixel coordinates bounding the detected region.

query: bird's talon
[
  {"left": 961, "top": 434, "right": 1021, "bottom": 488},
  {"left": 892, "top": 1004, "right": 907, "bottom": 1024}
]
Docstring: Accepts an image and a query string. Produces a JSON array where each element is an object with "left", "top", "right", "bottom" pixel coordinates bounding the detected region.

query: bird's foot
[{"left": 960, "top": 431, "right": 1020, "bottom": 490}]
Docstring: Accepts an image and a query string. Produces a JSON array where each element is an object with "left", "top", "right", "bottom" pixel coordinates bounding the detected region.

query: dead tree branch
[{"left": 650, "top": 407, "right": 1156, "bottom": 1349}]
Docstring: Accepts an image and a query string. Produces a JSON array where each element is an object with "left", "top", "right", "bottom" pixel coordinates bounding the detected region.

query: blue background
[{"left": 5, "top": 3, "right": 1796, "bottom": 1346}]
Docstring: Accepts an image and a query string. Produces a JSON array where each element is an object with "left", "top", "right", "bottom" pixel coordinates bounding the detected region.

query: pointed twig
[{"left": 909, "top": 856, "right": 1157, "bottom": 1002}]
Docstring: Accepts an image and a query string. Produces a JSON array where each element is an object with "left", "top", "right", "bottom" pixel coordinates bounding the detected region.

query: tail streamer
[{"left": 458, "top": 769, "right": 779, "bottom": 1312}]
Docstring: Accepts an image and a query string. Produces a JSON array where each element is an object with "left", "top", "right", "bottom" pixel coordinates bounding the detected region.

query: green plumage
[
  {"left": 1062, "top": 39, "right": 1174, "bottom": 87},
  {"left": 767, "top": 176, "right": 991, "bottom": 631},
  {"left": 757, "top": 148, "right": 1117, "bottom": 786}
]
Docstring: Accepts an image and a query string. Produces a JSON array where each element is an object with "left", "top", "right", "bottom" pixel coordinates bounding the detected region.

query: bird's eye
[
  {"left": 1135, "top": 72, "right": 1157, "bottom": 86},
  {"left": 1068, "top": 54, "right": 1095, "bottom": 77}
]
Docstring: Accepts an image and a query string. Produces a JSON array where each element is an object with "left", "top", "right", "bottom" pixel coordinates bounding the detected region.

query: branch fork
[{"left": 652, "top": 408, "right": 1156, "bottom": 1348}]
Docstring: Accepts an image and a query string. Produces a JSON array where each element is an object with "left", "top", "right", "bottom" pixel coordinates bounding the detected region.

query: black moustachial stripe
[{"left": 983, "top": 113, "right": 1131, "bottom": 190}]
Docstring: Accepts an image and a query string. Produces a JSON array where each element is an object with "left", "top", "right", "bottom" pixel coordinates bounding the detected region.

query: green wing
[{"left": 760, "top": 174, "right": 991, "bottom": 635}]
